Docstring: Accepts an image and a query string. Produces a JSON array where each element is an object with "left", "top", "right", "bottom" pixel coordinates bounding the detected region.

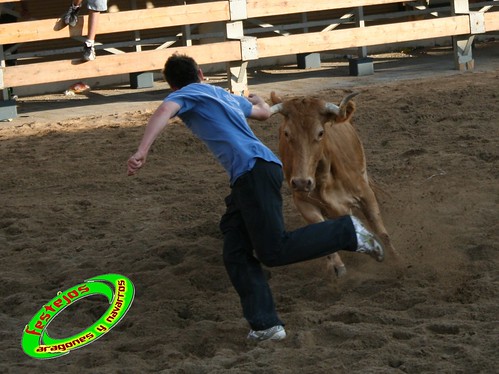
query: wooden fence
[{"left": 1, "top": 0, "right": 498, "bottom": 119}]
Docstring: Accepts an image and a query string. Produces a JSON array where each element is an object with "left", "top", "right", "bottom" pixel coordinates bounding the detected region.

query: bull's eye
[
  {"left": 284, "top": 129, "right": 290, "bottom": 139},
  {"left": 317, "top": 130, "right": 324, "bottom": 139}
]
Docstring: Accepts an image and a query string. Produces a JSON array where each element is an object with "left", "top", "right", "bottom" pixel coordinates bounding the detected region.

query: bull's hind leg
[
  {"left": 359, "top": 186, "right": 397, "bottom": 259},
  {"left": 327, "top": 253, "right": 347, "bottom": 277}
]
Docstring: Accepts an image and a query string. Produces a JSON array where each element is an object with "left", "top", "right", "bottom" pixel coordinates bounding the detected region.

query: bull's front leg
[
  {"left": 360, "top": 185, "right": 398, "bottom": 260},
  {"left": 293, "top": 196, "right": 347, "bottom": 277}
]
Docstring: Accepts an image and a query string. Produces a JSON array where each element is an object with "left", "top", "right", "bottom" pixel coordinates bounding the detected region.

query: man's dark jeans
[{"left": 220, "top": 159, "right": 357, "bottom": 330}]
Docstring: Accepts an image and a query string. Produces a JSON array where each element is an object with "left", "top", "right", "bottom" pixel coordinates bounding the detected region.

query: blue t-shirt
[{"left": 165, "top": 83, "right": 282, "bottom": 185}]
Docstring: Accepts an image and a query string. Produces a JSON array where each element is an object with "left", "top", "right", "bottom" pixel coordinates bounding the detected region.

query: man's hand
[
  {"left": 247, "top": 93, "right": 264, "bottom": 105},
  {"left": 247, "top": 94, "right": 271, "bottom": 121},
  {"left": 127, "top": 150, "right": 146, "bottom": 176}
]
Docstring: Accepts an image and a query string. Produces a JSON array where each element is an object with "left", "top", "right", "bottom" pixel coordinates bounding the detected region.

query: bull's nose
[{"left": 291, "top": 178, "right": 313, "bottom": 191}]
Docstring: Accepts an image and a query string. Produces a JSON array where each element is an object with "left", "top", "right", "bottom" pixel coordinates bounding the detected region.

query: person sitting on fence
[{"left": 62, "top": 0, "right": 108, "bottom": 61}]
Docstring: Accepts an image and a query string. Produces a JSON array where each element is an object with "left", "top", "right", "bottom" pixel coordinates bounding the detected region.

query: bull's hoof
[{"left": 334, "top": 265, "right": 347, "bottom": 277}]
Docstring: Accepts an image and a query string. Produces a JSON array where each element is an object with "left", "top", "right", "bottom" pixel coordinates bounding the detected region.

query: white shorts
[{"left": 87, "top": 0, "right": 108, "bottom": 12}]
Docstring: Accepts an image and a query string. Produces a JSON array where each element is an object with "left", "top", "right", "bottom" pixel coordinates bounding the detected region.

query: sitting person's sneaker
[
  {"left": 83, "top": 42, "right": 96, "bottom": 61},
  {"left": 63, "top": 5, "right": 80, "bottom": 27},
  {"left": 247, "top": 325, "right": 286, "bottom": 341},
  {"left": 351, "top": 216, "right": 385, "bottom": 262}
]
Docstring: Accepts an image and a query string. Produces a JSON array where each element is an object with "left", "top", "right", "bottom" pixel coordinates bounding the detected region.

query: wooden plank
[
  {"left": 1, "top": 41, "right": 241, "bottom": 88},
  {"left": 256, "top": 16, "right": 475, "bottom": 58},
  {"left": 247, "top": 0, "right": 409, "bottom": 18},
  {"left": 484, "top": 11, "right": 499, "bottom": 32},
  {"left": 98, "top": 3, "right": 229, "bottom": 34},
  {"left": 0, "top": 2, "right": 230, "bottom": 44}
]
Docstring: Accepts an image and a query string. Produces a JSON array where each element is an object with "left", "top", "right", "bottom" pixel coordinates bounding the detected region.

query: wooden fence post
[
  {"left": 349, "top": 6, "right": 374, "bottom": 76},
  {"left": 226, "top": 0, "right": 255, "bottom": 95},
  {"left": 451, "top": 0, "right": 482, "bottom": 71}
]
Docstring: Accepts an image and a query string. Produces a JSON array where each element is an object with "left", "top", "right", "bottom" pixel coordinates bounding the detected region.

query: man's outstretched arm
[{"left": 127, "top": 100, "right": 180, "bottom": 175}]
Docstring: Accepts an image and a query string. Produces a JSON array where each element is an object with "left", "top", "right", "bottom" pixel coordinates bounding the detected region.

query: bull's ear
[
  {"left": 270, "top": 91, "right": 282, "bottom": 104},
  {"left": 325, "top": 102, "right": 356, "bottom": 124},
  {"left": 335, "top": 92, "right": 358, "bottom": 122},
  {"left": 338, "top": 101, "right": 356, "bottom": 122}
]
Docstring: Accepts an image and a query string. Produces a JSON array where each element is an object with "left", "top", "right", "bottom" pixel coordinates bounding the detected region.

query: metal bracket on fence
[
  {"left": 468, "top": 12, "right": 485, "bottom": 34},
  {"left": 226, "top": 21, "right": 244, "bottom": 40},
  {"left": 240, "top": 36, "right": 258, "bottom": 61},
  {"left": 229, "top": 0, "right": 248, "bottom": 21}
]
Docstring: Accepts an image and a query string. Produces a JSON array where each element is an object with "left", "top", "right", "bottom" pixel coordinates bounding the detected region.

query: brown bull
[{"left": 270, "top": 92, "right": 396, "bottom": 276}]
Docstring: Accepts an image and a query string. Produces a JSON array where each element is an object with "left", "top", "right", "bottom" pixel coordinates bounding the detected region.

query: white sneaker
[
  {"left": 83, "top": 43, "right": 96, "bottom": 61},
  {"left": 247, "top": 325, "right": 286, "bottom": 341},
  {"left": 351, "top": 216, "right": 385, "bottom": 262}
]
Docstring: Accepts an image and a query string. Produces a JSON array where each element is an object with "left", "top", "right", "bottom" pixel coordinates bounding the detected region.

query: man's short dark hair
[{"left": 163, "top": 54, "right": 200, "bottom": 89}]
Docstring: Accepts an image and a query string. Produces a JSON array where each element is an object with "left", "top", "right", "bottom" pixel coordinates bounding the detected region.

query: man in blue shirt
[{"left": 127, "top": 54, "right": 385, "bottom": 342}]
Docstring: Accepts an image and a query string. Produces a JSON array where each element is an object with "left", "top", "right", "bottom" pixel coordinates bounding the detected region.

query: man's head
[{"left": 163, "top": 54, "right": 203, "bottom": 90}]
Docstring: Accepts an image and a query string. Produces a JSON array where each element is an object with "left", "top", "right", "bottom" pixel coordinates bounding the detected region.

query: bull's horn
[
  {"left": 324, "top": 103, "right": 340, "bottom": 114},
  {"left": 339, "top": 92, "right": 360, "bottom": 108},
  {"left": 325, "top": 92, "right": 359, "bottom": 116},
  {"left": 270, "top": 103, "right": 283, "bottom": 115},
  {"left": 338, "top": 92, "right": 359, "bottom": 118}
]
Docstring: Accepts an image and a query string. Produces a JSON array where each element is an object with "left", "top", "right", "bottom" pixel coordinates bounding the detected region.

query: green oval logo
[{"left": 22, "top": 274, "right": 134, "bottom": 359}]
